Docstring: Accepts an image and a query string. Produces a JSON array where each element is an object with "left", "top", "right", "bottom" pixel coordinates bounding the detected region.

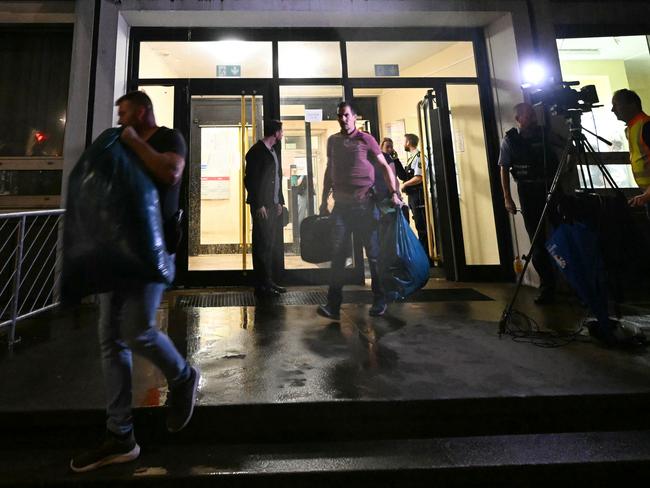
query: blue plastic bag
[
  {"left": 546, "top": 222, "right": 609, "bottom": 324},
  {"left": 379, "top": 208, "right": 430, "bottom": 301},
  {"left": 62, "top": 128, "right": 173, "bottom": 304}
]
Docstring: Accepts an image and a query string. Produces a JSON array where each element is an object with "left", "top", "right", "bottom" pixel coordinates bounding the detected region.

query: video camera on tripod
[
  {"left": 524, "top": 80, "right": 600, "bottom": 117},
  {"left": 499, "top": 78, "right": 648, "bottom": 348}
]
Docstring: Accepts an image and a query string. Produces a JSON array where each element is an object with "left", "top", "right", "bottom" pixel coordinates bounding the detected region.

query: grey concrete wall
[
  {"left": 60, "top": 0, "right": 94, "bottom": 206},
  {"left": 91, "top": 1, "right": 121, "bottom": 141}
]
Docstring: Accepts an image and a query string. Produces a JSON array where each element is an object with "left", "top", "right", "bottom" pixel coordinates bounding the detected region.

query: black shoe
[
  {"left": 270, "top": 283, "right": 287, "bottom": 294},
  {"left": 534, "top": 290, "right": 555, "bottom": 305},
  {"left": 369, "top": 302, "right": 387, "bottom": 317},
  {"left": 255, "top": 286, "right": 281, "bottom": 298},
  {"left": 70, "top": 431, "right": 140, "bottom": 473},
  {"left": 588, "top": 320, "right": 648, "bottom": 349},
  {"left": 166, "top": 366, "right": 200, "bottom": 433},
  {"left": 317, "top": 304, "right": 340, "bottom": 321}
]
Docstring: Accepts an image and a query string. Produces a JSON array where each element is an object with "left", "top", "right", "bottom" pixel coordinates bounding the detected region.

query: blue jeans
[
  {"left": 98, "top": 259, "right": 189, "bottom": 435},
  {"left": 327, "top": 201, "right": 384, "bottom": 310}
]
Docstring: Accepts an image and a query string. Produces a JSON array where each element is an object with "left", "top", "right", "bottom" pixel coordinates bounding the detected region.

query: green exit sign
[{"left": 217, "top": 65, "right": 241, "bottom": 77}]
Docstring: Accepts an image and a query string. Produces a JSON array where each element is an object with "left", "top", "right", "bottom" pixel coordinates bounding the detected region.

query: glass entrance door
[
  {"left": 353, "top": 85, "right": 504, "bottom": 282},
  {"left": 422, "top": 85, "right": 502, "bottom": 281},
  {"left": 188, "top": 92, "right": 263, "bottom": 273}
]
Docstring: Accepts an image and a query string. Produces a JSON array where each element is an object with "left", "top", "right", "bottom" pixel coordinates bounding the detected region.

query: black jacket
[{"left": 244, "top": 140, "right": 284, "bottom": 210}]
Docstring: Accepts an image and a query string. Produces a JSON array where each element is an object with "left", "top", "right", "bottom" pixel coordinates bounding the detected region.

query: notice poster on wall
[
  {"left": 200, "top": 127, "right": 239, "bottom": 200},
  {"left": 201, "top": 176, "right": 231, "bottom": 199},
  {"left": 384, "top": 119, "right": 407, "bottom": 162}
]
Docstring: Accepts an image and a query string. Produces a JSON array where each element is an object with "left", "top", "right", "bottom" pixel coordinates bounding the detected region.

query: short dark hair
[
  {"left": 115, "top": 91, "right": 153, "bottom": 111},
  {"left": 514, "top": 102, "right": 534, "bottom": 117},
  {"left": 404, "top": 133, "right": 419, "bottom": 147},
  {"left": 337, "top": 101, "right": 358, "bottom": 115},
  {"left": 263, "top": 119, "right": 283, "bottom": 137},
  {"left": 613, "top": 89, "right": 642, "bottom": 111}
]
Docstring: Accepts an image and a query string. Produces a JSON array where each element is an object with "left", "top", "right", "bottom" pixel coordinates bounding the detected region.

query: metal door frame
[{"left": 179, "top": 80, "right": 273, "bottom": 287}]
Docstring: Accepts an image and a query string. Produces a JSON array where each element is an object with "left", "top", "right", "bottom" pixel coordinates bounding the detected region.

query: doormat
[{"left": 175, "top": 288, "right": 492, "bottom": 308}]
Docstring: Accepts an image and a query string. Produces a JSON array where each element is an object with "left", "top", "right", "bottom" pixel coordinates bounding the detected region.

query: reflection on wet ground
[{"left": 2, "top": 282, "right": 650, "bottom": 411}]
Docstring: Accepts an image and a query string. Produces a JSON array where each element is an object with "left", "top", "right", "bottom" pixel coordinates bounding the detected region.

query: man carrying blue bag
[
  {"left": 66, "top": 91, "right": 199, "bottom": 473},
  {"left": 317, "top": 101, "right": 403, "bottom": 320}
]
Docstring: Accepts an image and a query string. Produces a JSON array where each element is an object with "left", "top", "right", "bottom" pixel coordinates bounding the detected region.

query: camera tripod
[{"left": 498, "top": 108, "right": 617, "bottom": 336}]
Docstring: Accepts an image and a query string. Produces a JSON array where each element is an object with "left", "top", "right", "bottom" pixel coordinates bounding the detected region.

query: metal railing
[{"left": 0, "top": 209, "right": 65, "bottom": 350}]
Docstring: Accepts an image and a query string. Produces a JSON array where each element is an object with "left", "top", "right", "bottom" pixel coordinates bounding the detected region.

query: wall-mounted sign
[
  {"left": 216, "top": 65, "right": 241, "bottom": 77},
  {"left": 374, "top": 64, "right": 400, "bottom": 77},
  {"left": 201, "top": 176, "right": 230, "bottom": 199},
  {"left": 304, "top": 109, "right": 323, "bottom": 123}
]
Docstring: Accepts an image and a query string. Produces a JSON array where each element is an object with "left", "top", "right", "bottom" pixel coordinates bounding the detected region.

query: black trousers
[
  {"left": 251, "top": 208, "right": 279, "bottom": 288},
  {"left": 407, "top": 189, "right": 429, "bottom": 256},
  {"left": 518, "top": 183, "right": 556, "bottom": 291},
  {"left": 327, "top": 201, "right": 384, "bottom": 310}
]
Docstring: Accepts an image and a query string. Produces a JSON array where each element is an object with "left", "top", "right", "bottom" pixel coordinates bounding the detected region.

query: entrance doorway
[
  {"left": 131, "top": 30, "right": 512, "bottom": 286},
  {"left": 188, "top": 93, "right": 263, "bottom": 272}
]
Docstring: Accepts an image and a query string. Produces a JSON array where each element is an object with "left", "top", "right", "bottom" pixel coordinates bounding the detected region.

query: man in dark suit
[{"left": 244, "top": 119, "right": 286, "bottom": 297}]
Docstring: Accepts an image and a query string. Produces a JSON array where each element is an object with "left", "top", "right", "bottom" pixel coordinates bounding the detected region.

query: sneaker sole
[
  {"left": 167, "top": 367, "right": 200, "bottom": 433},
  {"left": 70, "top": 444, "right": 140, "bottom": 473}
]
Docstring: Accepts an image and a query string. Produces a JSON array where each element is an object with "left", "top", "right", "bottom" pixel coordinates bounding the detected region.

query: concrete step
[
  {"left": 3, "top": 392, "right": 650, "bottom": 447},
  {"left": 3, "top": 430, "right": 650, "bottom": 487}
]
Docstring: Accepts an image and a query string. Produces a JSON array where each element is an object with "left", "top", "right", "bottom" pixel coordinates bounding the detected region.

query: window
[
  {"left": 0, "top": 26, "right": 72, "bottom": 158},
  {"left": 346, "top": 41, "right": 476, "bottom": 78},
  {"left": 278, "top": 42, "right": 342, "bottom": 78},
  {"left": 557, "top": 35, "right": 650, "bottom": 154},
  {"left": 0, "top": 26, "right": 72, "bottom": 207},
  {"left": 139, "top": 41, "right": 273, "bottom": 78}
]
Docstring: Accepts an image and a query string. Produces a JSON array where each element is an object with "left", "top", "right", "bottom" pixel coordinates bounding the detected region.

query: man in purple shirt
[{"left": 317, "top": 101, "right": 402, "bottom": 319}]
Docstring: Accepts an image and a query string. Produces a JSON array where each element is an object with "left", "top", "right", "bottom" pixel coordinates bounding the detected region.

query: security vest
[
  {"left": 404, "top": 150, "right": 424, "bottom": 195},
  {"left": 626, "top": 112, "right": 650, "bottom": 189},
  {"left": 504, "top": 126, "right": 557, "bottom": 185}
]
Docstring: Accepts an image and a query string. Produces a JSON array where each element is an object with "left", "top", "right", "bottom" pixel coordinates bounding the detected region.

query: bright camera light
[{"left": 522, "top": 62, "right": 547, "bottom": 86}]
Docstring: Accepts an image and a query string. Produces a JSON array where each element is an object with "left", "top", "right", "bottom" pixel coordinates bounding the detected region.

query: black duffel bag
[
  {"left": 62, "top": 128, "right": 173, "bottom": 304},
  {"left": 299, "top": 215, "right": 333, "bottom": 263}
]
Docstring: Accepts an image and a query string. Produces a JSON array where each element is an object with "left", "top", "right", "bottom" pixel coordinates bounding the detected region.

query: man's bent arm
[
  {"left": 125, "top": 134, "right": 184, "bottom": 186},
  {"left": 402, "top": 175, "right": 423, "bottom": 189},
  {"left": 375, "top": 153, "right": 398, "bottom": 194}
]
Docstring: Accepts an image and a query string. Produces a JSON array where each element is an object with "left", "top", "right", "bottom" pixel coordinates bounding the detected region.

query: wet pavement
[{"left": 2, "top": 280, "right": 650, "bottom": 412}]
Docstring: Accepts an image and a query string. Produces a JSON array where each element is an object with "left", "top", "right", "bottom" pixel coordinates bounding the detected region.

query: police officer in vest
[
  {"left": 611, "top": 89, "right": 650, "bottom": 219},
  {"left": 400, "top": 133, "right": 430, "bottom": 258},
  {"left": 499, "top": 103, "right": 558, "bottom": 305}
]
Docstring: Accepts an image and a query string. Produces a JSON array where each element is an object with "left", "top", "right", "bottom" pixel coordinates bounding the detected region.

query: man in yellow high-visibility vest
[{"left": 612, "top": 89, "right": 650, "bottom": 217}]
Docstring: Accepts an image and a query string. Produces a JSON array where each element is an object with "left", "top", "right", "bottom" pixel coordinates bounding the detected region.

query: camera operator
[
  {"left": 499, "top": 103, "right": 560, "bottom": 305},
  {"left": 611, "top": 89, "right": 650, "bottom": 218}
]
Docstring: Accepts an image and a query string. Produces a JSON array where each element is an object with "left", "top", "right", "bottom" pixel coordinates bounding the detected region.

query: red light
[{"left": 34, "top": 131, "right": 47, "bottom": 143}]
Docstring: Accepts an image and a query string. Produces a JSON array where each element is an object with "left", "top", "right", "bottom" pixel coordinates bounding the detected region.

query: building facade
[{"left": 1, "top": 0, "right": 649, "bottom": 287}]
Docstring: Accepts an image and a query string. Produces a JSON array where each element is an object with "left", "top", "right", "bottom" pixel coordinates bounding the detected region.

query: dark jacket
[
  {"left": 504, "top": 127, "right": 559, "bottom": 185},
  {"left": 62, "top": 128, "right": 173, "bottom": 304},
  {"left": 244, "top": 140, "right": 284, "bottom": 210}
]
